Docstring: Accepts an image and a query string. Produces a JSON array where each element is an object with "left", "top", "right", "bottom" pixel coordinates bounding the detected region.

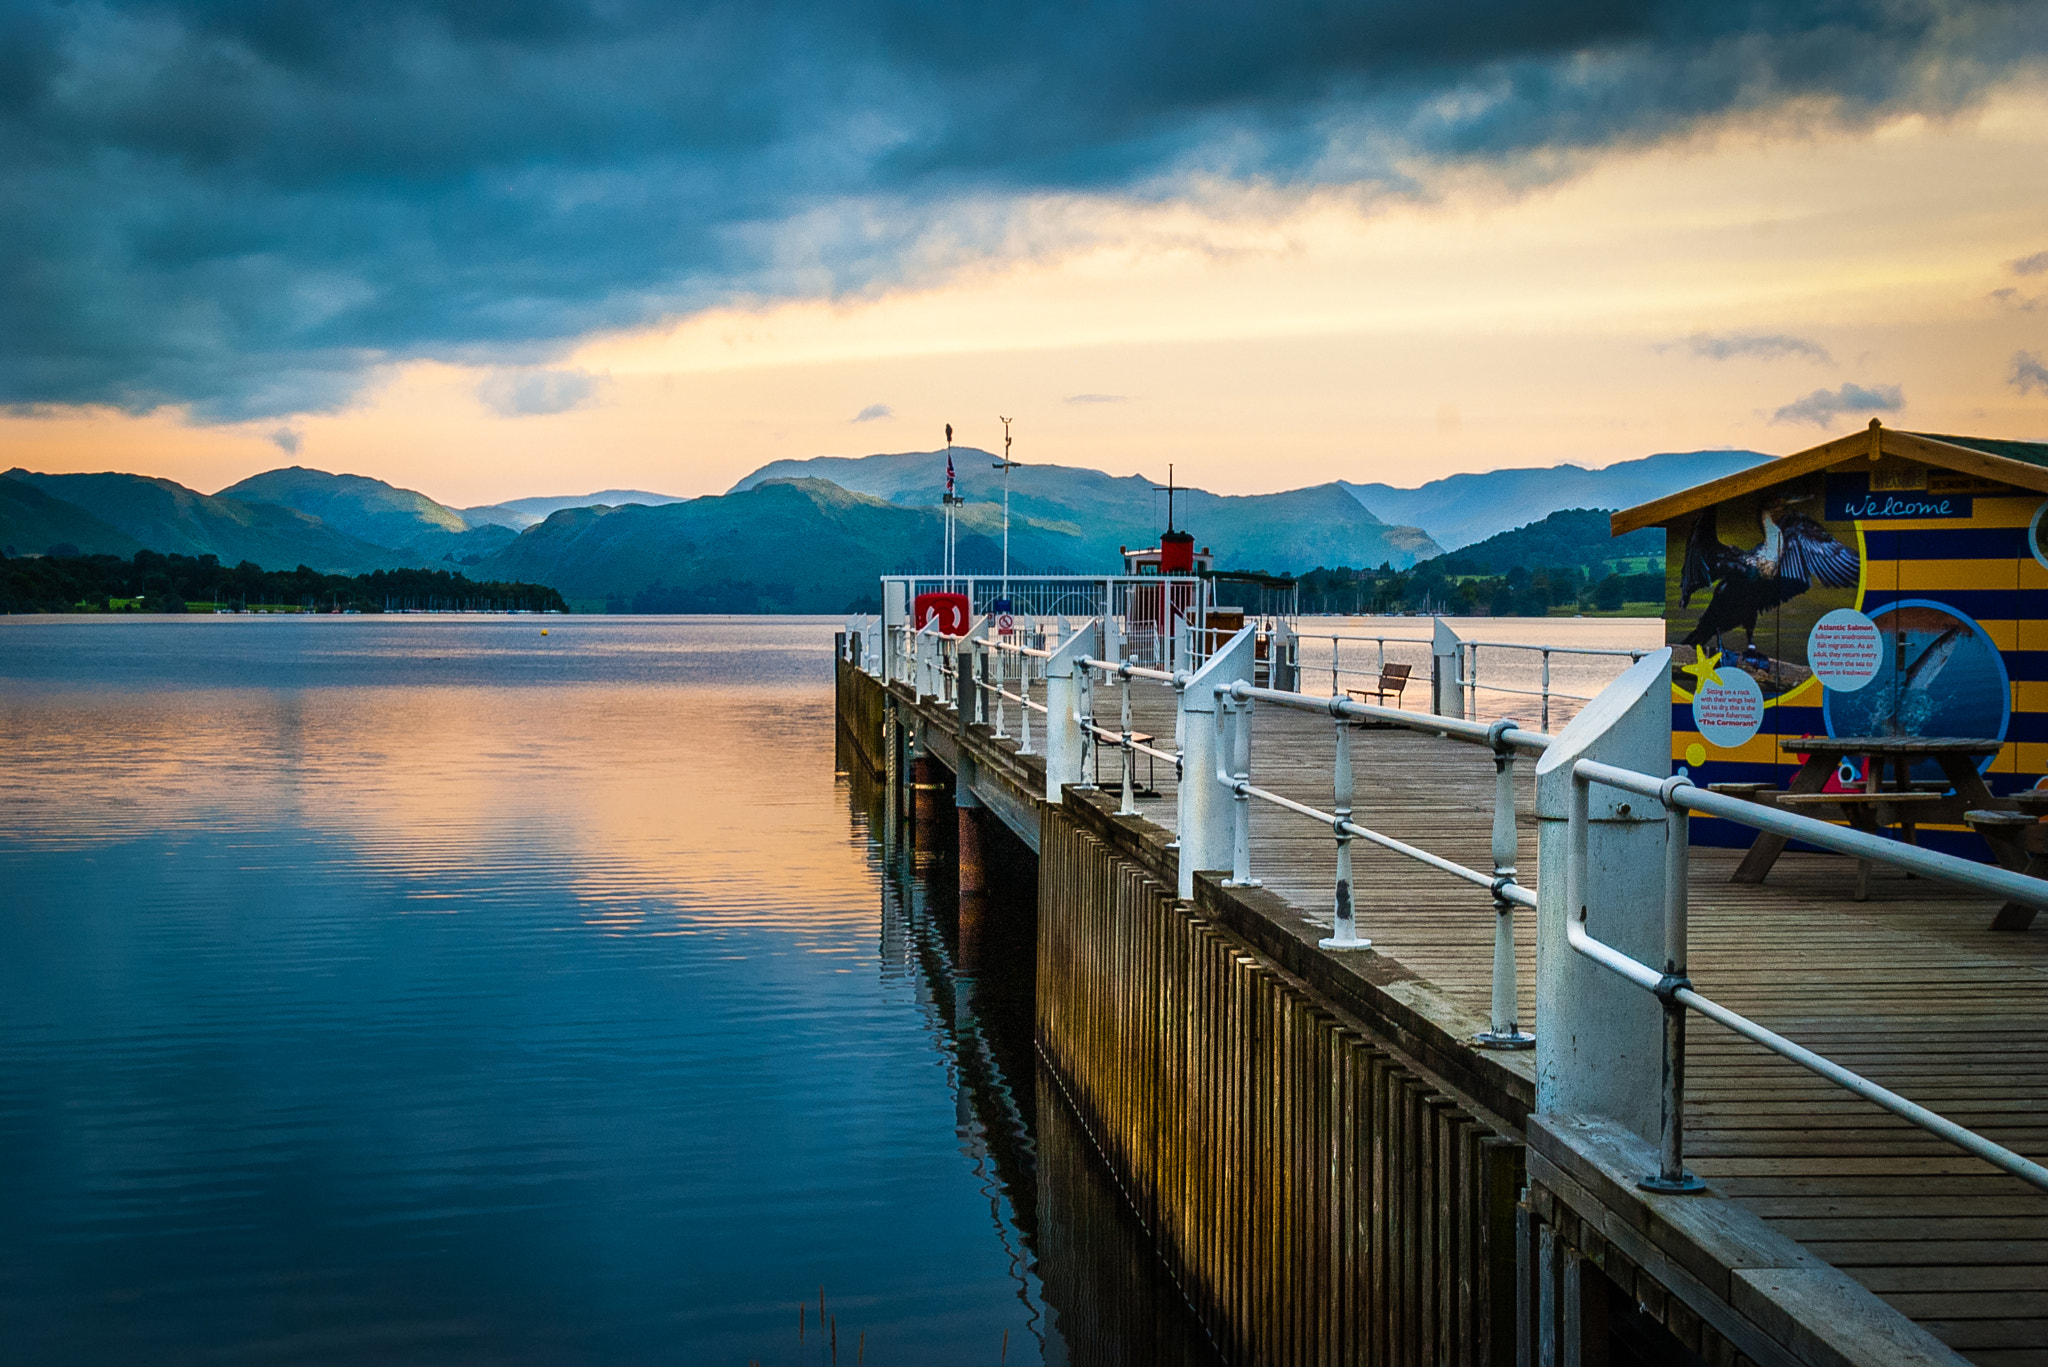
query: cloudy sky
[{"left": 4, "top": 0, "right": 2047, "bottom": 506}]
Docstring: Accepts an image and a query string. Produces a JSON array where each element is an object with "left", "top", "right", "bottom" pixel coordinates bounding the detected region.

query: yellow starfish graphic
[{"left": 1682, "top": 649, "right": 1724, "bottom": 689}]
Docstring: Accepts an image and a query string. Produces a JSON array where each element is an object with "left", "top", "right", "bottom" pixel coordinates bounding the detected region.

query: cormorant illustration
[{"left": 1679, "top": 499, "right": 1859, "bottom": 654}]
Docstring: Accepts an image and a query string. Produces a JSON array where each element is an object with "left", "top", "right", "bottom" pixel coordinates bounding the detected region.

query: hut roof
[{"left": 1610, "top": 421, "right": 2048, "bottom": 536}]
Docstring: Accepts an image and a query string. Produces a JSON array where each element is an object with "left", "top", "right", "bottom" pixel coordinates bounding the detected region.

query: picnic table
[
  {"left": 1965, "top": 791, "right": 2048, "bottom": 930},
  {"left": 1726, "top": 736, "right": 2005, "bottom": 900}
]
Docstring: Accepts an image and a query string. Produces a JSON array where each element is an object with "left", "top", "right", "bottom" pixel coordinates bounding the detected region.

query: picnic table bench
[{"left": 1719, "top": 735, "right": 2018, "bottom": 910}]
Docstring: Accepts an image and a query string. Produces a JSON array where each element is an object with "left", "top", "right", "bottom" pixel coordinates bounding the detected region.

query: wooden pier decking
[{"left": 1072, "top": 680, "right": 2048, "bottom": 1364}]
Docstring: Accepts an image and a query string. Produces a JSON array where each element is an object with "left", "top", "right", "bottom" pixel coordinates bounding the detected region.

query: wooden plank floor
[{"left": 1078, "top": 682, "right": 2048, "bottom": 1365}]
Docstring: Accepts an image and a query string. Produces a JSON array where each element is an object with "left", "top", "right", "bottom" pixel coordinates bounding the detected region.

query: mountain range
[
  {"left": 1, "top": 445, "right": 1775, "bottom": 612},
  {"left": 1341, "top": 448, "right": 1770, "bottom": 549},
  {"left": 461, "top": 489, "right": 690, "bottom": 530},
  {"left": 731, "top": 449, "right": 1440, "bottom": 573}
]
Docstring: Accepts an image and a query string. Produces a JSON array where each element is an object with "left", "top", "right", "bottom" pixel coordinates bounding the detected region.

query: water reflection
[
  {"left": 0, "top": 617, "right": 1208, "bottom": 1365},
  {"left": 845, "top": 755, "right": 1218, "bottom": 1366}
]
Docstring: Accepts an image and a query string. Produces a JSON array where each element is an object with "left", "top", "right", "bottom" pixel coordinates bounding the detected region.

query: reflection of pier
[
  {"left": 842, "top": 610, "right": 2048, "bottom": 1366},
  {"left": 841, "top": 756, "right": 1220, "bottom": 1365}
]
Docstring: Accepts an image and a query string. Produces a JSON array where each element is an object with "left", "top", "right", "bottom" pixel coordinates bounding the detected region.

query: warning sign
[
  {"left": 1807, "top": 608, "right": 1882, "bottom": 692},
  {"left": 1693, "top": 669, "right": 1765, "bottom": 749}
]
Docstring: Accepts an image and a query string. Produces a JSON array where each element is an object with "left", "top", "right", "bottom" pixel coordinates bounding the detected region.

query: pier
[{"left": 837, "top": 591, "right": 2048, "bottom": 1367}]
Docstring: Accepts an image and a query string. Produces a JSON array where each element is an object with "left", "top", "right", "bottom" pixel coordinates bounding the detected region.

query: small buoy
[{"left": 540, "top": 629, "right": 549, "bottom": 636}]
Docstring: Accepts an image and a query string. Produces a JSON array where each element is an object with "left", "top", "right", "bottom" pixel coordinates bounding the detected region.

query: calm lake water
[{"left": 0, "top": 616, "right": 1211, "bottom": 1366}]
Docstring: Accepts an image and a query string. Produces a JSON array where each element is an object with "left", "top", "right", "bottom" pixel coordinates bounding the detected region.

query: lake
[{"left": 0, "top": 616, "right": 1212, "bottom": 1366}]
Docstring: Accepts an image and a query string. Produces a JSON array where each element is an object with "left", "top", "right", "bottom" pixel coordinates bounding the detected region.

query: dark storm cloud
[{"left": 3, "top": 0, "right": 2043, "bottom": 418}]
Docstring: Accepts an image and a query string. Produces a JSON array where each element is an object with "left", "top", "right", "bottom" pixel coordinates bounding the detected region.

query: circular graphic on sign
[
  {"left": 1823, "top": 600, "right": 2010, "bottom": 778},
  {"left": 1692, "top": 667, "right": 1765, "bottom": 749},
  {"left": 1807, "top": 608, "right": 1882, "bottom": 692}
]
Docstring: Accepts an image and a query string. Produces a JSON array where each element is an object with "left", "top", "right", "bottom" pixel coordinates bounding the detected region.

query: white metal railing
[
  {"left": 864, "top": 612, "right": 2048, "bottom": 1195},
  {"left": 1457, "top": 639, "right": 1649, "bottom": 732},
  {"left": 1210, "top": 678, "right": 1549, "bottom": 1046},
  {"left": 1294, "top": 630, "right": 1433, "bottom": 701},
  {"left": 986, "top": 633, "right": 1052, "bottom": 754},
  {"left": 881, "top": 575, "right": 1211, "bottom": 671},
  {"left": 1076, "top": 656, "right": 1186, "bottom": 818},
  {"left": 1565, "top": 757, "right": 2048, "bottom": 1195},
  {"left": 1199, "top": 649, "right": 2048, "bottom": 1192},
  {"left": 1287, "top": 629, "right": 1648, "bottom": 729},
  {"left": 1194, "top": 651, "right": 2048, "bottom": 1191}
]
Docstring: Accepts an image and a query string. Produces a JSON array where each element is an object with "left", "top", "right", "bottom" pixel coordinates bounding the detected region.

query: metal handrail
[
  {"left": 1072, "top": 655, "right": 1187, "bottom": 814},
  {"left": 1458, "top": 640, "right": 1649, "bottom": 730},
  {"left": 1567, "top": 758, "right": 2048, "bottom": 1195},
  {"left": 1209, "top": 677, "right": 1551, "bottom": 1042},
  {"left": 1226, "top": 681, "right": 1551, "bottom": 755},
  {"left": 1464, "top": 639, "right": 1649, "bottom": 658}
]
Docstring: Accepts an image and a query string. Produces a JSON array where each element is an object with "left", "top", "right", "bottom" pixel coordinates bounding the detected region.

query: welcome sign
[{"left": 1824, "top": 472, "right": 1972, "bottom": 520}]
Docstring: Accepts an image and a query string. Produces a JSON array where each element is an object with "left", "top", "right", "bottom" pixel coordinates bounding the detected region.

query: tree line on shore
[
  {"left": 1295, "top": 561, "right": 1666, "bottom": 616},
  {"left": 0, "top": 550, "right": 568, "bottom": 614}
]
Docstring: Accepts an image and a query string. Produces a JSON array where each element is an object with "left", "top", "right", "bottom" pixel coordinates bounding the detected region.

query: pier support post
[
  {"left": 1533, "top": 649, "right": 1674, "bottom": 1143},
  {"left": 913, "top": 755, "right": 944, "bottom": 826},
  {"left": 1176, "top": 625, "right": 1258, "bottom": 899},
  {"left": 956, "top": 777, "right": 986, "bottom": 974}
]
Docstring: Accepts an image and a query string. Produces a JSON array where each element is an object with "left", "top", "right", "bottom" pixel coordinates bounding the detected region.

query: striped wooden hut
[{"left": 1612, "top": 419, "right": 2048, "bottom": 856}]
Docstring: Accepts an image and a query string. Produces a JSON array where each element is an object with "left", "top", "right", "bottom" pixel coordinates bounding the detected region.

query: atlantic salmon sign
[{"left": 1824, "top": 473, "right": 1972, "bottom": 520}]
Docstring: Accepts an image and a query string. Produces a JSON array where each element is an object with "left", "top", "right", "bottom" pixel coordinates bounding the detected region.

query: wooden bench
[
  {"left": 1346, "top": 662, "right": 1413, "bottom": 709},
  {"left": 1091, "top": 730, "right": 1160, "bottom": 795}
]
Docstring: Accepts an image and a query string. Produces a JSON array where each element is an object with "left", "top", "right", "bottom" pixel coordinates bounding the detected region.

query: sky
[{"left": 3, "top": 0, "right": 2047, "bottom": 509}]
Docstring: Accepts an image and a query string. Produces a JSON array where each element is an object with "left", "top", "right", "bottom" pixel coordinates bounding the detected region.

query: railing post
[
  {"left": 1018, "top": 659, "right": 1033, "bottom": 754},
  {"left": 1533, "top": 649, "right": 1675, "bottom": 1145},
  {"left": 1319, "top": 704, "right": 1367, "bottom": 949},
  {"left": 1175, "top": 626, "right": 1257, "bottom": 899},
  {"left": 1476, "top": 719, "right": 1534, "bottom": 1048},
  {"left": 1216, "top": 690, "right": 1259, "bottom": 887},
  {"left": 1044, "top": 622, "right": 1099, "bottom": 800},
  {"left": 1271, "top": 617, "right": 1298, "bottom": 691},
  {"left": 1117, "top": 666, "right": 1137, "bottom": 817},
  {"left": 1541, "top": 649, "right": 1553, "bottom": 733},
  {"left": 1431, "top": 617, "right": 1464, "bottom": 719},
  {"left": 991, "top": 645, "right": 1008, "bottom": 739},
  {"left": 881, "top": 578, "right": 908, "bottom": 684},
  {"left": 964, "top": 615, "right": 991, "bottom": 726},
  {"left": 1641, "top": 794, "right": 1707, "bottom": 1192}
]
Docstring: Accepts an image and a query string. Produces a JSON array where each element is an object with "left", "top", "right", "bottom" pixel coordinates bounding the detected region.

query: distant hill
[
  {"left": 1431, "top": 508, "right": 1664, "bottom": 576},
  {"left": 1342, "top": 449, "right": 1772, "bottom": 550},
  {"left": 2, "top": 469, "right": 408, "bottom": 574},
  {"left": 476, "top": 479, "right": 953, "bottom": 612},
  {"left": 463, "top": 489, "right": 688, "bottom": 530},
  {"left": 0, "top": 478, "right": 143, "bottom": 559},
  {"left": 730, "top": 449, "right": 1442, "bottom": 571},
  {"left": 218, "top": 466, "right": 516, "bottom": 561}
]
